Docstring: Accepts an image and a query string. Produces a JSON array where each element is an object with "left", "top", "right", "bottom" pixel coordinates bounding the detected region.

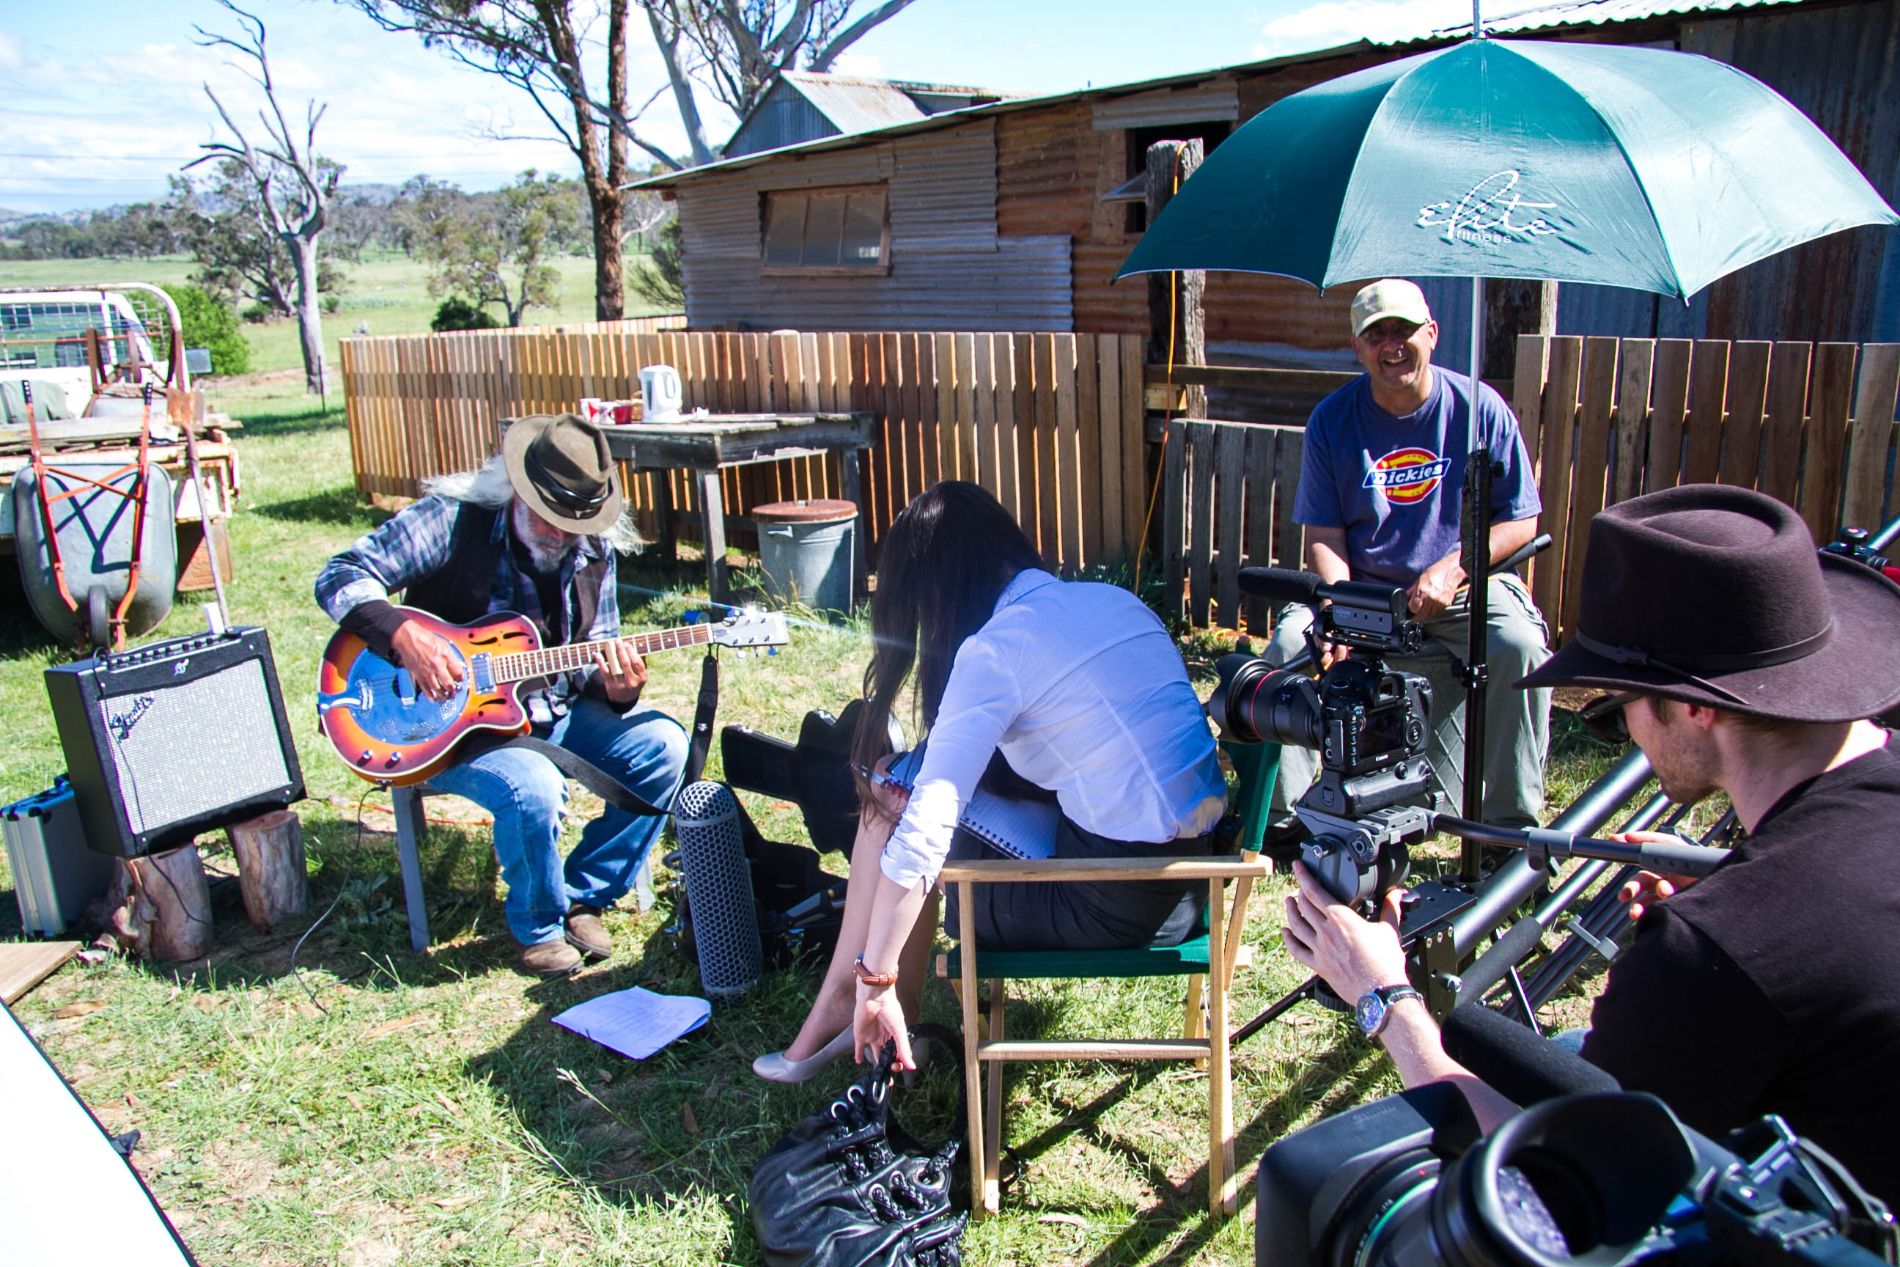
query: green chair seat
[{"left": 942, "top": 933, "right": 1211, "bottom": 981}]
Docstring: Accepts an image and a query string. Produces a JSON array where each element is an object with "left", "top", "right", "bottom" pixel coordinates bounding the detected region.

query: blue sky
[{"left": 0, "top": 0, "right": 1479, "bottom": 216}]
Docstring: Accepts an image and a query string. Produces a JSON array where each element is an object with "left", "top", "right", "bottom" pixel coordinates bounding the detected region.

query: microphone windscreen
[
  {"left": 674, "top": 780, "right": 762, "bottom": 997},
  {"left": 1239, "top": 566, "right": 1324, "bottom": 605},
  {"left": 1441, "top": 1004, "right": 1620, "bottom": 1105}
]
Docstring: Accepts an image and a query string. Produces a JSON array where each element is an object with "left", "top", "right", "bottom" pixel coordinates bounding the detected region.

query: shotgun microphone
[
  {"left": 673, "top": 780, "right": 763, "bottom": 997},
  {"left": 1238, "top": 566, "right": 1325, "bottom": 606}
]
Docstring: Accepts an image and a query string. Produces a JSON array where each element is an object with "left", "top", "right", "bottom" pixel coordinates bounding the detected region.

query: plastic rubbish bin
[{"left": 752, "top": 499, "right": 857, "bottom": 614}]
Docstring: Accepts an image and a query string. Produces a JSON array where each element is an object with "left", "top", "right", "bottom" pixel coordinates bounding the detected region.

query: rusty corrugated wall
[{"left": 677, "top": 119, "right": 1073, "bottom": 332}]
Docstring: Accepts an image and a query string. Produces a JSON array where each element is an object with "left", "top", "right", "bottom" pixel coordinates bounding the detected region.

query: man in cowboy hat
[
  {"left": 1281, "top": 484, "right": 1900, "bottom": 1201},
  {"left": 1265, "top": 278, "right": 1552, "bottom": 832},
  {"left": 317, "top": 413, "right": 687, "bottom": 977}
]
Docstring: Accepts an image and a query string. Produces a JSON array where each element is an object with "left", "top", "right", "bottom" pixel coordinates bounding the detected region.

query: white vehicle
[{"left": 0, "top": 283, "right": 188, "bottom": 421}]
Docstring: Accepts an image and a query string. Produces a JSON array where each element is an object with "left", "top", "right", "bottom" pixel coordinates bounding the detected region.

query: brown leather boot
[
  {"left": 518, "top": 939, "right": 583, "bottom": 977},
  {"left": 564, "top": 904, "right": 612, "bottom": 962}
]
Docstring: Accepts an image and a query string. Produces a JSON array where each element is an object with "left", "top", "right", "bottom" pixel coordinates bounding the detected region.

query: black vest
[{"left": 404, "top": 503, "right": 607, "bottom": 646}]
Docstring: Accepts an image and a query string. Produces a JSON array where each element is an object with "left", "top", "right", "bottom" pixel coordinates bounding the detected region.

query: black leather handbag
[{"left": 749, "top": 1030, "right": 967, "bottom": 1267}]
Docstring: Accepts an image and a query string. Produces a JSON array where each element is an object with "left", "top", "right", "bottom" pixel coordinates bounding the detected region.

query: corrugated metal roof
[
  {"left": 628, "top": 0, "right": 1831, "bottom": 191},
  {"left": 1401, "top": 0, "right": 1806, "bottom": 41},
  {"left": 778, "top": 71, "right": 931, "bottom": 134}
]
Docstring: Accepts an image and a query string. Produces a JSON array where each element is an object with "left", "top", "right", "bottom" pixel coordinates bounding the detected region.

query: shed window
[{"left": 762, "top": 186, "right": 889, "bottom": 274}]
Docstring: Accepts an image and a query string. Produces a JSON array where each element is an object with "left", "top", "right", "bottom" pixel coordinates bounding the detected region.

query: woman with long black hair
[{"left": 754, "top": 481, "right": 1227, "bottom": 1081}]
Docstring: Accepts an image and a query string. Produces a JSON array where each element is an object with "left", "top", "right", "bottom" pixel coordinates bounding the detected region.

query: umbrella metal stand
[{"left": 1459, "top": 279, "right": 1490, "bottom": 880}]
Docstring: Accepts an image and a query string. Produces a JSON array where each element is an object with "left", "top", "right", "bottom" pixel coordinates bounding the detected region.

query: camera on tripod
[{"left": 1210, "top": 569, "right": 1439, "bottom": 907}]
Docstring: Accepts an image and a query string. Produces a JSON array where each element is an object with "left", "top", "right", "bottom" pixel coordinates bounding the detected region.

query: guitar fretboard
[{"left": 490, "top": 623, "right": 713, "bottom": 684}]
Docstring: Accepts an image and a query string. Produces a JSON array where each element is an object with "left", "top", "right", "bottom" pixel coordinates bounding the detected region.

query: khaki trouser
[{"left": 1263, "top": 573, "right": 1553, "bottom": 829}]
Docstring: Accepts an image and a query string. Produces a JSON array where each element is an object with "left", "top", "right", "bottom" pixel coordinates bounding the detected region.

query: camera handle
[{"left": 1432, "top": 813, "right": 1731, "bottom": 877}]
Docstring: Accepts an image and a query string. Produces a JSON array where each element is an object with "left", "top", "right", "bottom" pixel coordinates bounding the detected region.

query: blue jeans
[{"left": 427, "top": 698, "right": 688, "bottom": 946}]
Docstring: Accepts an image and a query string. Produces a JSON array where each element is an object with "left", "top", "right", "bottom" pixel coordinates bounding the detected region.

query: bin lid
[{"left": 752, "top": 498, "right": 857, "bottom": 524}]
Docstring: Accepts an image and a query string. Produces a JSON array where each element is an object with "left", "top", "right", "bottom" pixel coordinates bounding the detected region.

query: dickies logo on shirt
[{"left": 1364, "top": 447, "right": 1451, "bottom": 504}]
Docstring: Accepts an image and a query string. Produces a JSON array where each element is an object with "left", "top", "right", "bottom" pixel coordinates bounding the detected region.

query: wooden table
[{"left": 599, "top": 412, "right": 875, "bottom": 604}]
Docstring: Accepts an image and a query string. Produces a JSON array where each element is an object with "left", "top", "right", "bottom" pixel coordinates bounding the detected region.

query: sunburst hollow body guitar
[{"left": 317, "top": 605, "right": 789, "bottom": 785}]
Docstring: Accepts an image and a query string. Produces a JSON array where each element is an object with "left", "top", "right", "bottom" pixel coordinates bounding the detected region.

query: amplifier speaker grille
[{"left": 46, "top": 627, "right": 304, "bottom": 858}]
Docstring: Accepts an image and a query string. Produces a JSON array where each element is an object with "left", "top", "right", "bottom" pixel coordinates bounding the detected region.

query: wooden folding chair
[{"left": 934, "top": 740, "right": 1280, "bottom": 1217}]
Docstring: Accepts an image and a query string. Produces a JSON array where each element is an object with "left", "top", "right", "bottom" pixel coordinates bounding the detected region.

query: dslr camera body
[{"left": 1211, "top": 571, "right": 1439, "bottom": 907}]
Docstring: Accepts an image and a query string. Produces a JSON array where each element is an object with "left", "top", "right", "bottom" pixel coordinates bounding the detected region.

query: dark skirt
[{"left": 941, "top": 815, "right": 1215, "bottom": 951}]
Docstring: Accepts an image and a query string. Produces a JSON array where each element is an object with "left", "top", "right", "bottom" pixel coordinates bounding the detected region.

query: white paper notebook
[{"left": 886, "top": 747, "right": 1059, "bottom": 861}]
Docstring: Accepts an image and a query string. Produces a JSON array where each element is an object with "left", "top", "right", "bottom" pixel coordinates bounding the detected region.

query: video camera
[
  {"left": 1256, "top": 1017, "right": 1897, "bottom": 1267},
  {"left": 1209, "top": 567, "right": 1439, "bottom": 907}
]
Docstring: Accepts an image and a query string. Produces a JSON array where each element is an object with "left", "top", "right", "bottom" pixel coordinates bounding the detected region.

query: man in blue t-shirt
[{"left": 1265, "top": 279, "right": 1551, "bottom": 828}]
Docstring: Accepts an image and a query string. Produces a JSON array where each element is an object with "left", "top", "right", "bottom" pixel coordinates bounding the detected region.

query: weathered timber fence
[
  {"left": 339, "top": 324, "right": 1147, "bottom": 574},
  {"left": 1515, "top": 336, "right": 1900, "bottom": 645},
  {"left": 1160, "top": 336, "right": 1900, "bottom": 645},
  {"left": 1162, "top": 420, "right": 1307, "bottom": 634},
  {"left": 342, "top": 324, "right": 1899, "bottom": 644}
]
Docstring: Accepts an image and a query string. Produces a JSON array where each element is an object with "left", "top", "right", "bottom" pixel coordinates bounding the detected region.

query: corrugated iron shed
[{"left": 635, "top": 0, "right": 1820, "bottom": 190}]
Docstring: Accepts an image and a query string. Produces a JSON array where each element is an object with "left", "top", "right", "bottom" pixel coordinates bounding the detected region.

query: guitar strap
[{"left": 683, "top": 652, "right": 720, "bottom": 787}]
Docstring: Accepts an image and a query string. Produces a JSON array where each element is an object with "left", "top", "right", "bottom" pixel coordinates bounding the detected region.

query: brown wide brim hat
[
  {"left": 501, "top": 412, "right": 625, "bottom": 535},
  {"left": 1518, "top": 484, "right": 1900, "bottom": 722}
]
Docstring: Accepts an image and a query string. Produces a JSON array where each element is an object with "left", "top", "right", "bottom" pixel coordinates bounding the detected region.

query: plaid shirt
[{"left": 315, "top": 495, "right": 621, "bottom": 720}]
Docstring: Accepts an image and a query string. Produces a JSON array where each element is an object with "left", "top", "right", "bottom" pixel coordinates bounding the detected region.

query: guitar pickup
[{"left": 471, "top": 655, "right": 495, "bottom": 693}]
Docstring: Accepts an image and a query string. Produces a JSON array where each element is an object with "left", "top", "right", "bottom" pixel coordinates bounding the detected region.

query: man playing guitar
[{"left": 315, "top": 413, "right": 687, "bottom": 977}]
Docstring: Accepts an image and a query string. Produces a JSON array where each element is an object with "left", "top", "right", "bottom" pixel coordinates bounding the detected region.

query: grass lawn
[{"left": 0, "top": 283, "right": 1650, "bottom": 1263}]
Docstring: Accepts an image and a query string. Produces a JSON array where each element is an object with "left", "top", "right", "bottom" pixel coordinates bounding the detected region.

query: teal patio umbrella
[
  {"left": 1116, "top": 34, "right": 1896, "bottom": 838},
  {"left": 1115, "top": 37, "right": 1897, "bottom": 300}
]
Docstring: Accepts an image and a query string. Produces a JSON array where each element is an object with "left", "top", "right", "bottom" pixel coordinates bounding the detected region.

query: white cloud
[
  {"left": 1253, "top": 0, "right": 1476, "bottom": 54},
  {"left": 829, "top": 49, "right": 887, "bottom": 79}
]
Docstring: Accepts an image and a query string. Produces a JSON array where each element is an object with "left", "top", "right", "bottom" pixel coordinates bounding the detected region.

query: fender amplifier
[{"left": 44, "top": 627, "right": 304, "bottom": 858}]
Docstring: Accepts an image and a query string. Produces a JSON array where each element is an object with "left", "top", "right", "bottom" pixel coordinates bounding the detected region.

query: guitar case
[{"left": 680, "top": 701, "right": 892, "bottom": 968}]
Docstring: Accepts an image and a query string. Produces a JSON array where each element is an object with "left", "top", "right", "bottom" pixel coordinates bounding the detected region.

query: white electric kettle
[{"left": 639, "top": 364, "right": 683, "bottom": 422}]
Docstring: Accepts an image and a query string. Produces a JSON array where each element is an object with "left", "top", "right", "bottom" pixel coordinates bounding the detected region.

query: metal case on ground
[{"left": 2, "top": 776, "right": 117, "bottom": 936}]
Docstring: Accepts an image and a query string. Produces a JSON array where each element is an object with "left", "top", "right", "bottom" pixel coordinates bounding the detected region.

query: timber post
[
  {"left": 1145, "top": 139, "right": 1207, "bottom": 421},
  {"left": 1485, "top": 280, "right": 1558, "bottom": 382}
]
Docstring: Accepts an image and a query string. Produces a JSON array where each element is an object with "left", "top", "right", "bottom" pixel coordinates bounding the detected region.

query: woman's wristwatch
[{"left": 854, "top": 954, "right": 899, "bottom": 988}]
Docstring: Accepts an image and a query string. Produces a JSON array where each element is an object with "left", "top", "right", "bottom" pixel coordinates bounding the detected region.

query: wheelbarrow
[{"left": 12, "top": 381, "right": 175, "bottom": 652}]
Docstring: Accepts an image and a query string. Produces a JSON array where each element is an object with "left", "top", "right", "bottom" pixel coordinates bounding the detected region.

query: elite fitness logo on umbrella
[{"left": 1417, "top": 170, "right": 1565, "bottom": 248}]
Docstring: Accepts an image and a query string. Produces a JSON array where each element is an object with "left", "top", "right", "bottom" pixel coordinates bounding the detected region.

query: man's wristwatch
[
  {"left": 1355, "top": 984, "right": 1424, "bottom": 1037},
  {"left": 854, "top": 954, "right": 899, "bottom": 988}
]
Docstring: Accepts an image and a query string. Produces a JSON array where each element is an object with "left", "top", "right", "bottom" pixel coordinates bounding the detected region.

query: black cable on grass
[{"left": 286, "top": 783, "right": 374, "bottom": 1015}]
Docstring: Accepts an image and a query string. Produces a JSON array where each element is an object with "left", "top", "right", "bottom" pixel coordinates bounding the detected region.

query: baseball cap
[{"left": 1350, "top": 279, "right": 1433, "bottom": 337}]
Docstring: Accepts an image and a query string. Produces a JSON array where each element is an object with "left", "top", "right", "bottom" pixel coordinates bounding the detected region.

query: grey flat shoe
[{"left": 752, "top": 1026, "right": 855, "bottom": 1083}]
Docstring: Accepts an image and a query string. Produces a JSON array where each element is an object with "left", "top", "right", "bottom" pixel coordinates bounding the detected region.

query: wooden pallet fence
[
  {"left": 339, "top": 325, "right": 1148, "bottom": 576},
  {"left": 1515, "top": 335, "right": 1900, "bottom": 645},
  {"left": 1161, "top": 419, "right": 1306, "bottom": 634}
]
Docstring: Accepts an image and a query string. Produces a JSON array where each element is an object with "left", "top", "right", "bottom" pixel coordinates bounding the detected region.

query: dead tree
[{"left": 190, "top": 1, "right": 336, "bottom": 395}]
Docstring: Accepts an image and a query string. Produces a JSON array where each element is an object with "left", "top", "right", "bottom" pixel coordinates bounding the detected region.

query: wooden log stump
[
  {"left": 226, "top": 809, "right": 309, "bottom": 930},
  {"left": 106, "top": 846, "right": 213, "bottom": 961}
]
